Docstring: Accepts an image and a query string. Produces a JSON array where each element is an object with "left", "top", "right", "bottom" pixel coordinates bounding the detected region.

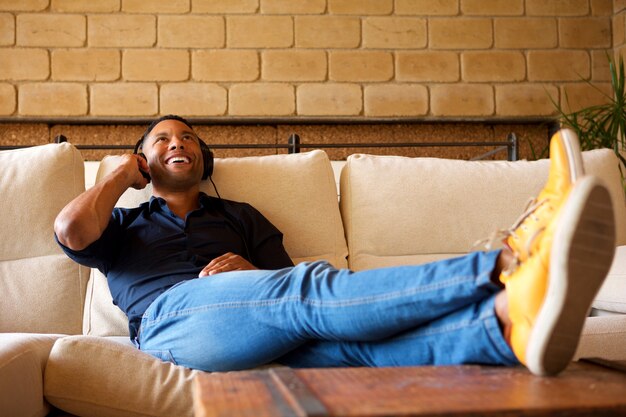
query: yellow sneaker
[
  {"left": 505, "top": 129, "right": 584, "bottom": 269},
  {"left": 502, "top": 176, "right": 615, "bottom": 376}
]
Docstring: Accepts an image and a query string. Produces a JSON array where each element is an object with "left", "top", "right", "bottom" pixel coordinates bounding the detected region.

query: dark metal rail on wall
[{"left": 2, "top": 133, "right": 520, "bottom": 161}]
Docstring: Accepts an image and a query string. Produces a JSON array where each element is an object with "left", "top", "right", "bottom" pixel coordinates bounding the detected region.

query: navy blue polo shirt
[{"left": 55, "top": 192, "right": 294, "bottom": 340}]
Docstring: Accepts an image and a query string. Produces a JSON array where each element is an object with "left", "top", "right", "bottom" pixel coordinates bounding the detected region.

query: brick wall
[
  {"left": 0, "top": 0, "right": 619, "bottom": 119},
  {"left": 616, "top": 1, "right": 626, "bottom": 63}
]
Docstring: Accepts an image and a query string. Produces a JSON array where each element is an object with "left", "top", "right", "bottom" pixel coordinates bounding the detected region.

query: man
[{"left": 54, "top": 115, "right": 616, "bottom": 376}]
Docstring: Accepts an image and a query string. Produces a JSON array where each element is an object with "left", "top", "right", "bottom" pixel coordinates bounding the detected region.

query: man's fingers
[{"left": 199, "top": 253, "right": 255, "bottom": 277}]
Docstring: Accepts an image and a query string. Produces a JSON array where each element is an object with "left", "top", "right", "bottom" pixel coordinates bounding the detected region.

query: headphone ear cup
[{"left": 199, "top": 140, "right": 213, "bottom": 180}]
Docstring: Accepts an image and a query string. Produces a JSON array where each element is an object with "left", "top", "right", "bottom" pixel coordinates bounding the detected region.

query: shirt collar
[{"left": 147, "top": 192, "right": 213, "bottom": 213}]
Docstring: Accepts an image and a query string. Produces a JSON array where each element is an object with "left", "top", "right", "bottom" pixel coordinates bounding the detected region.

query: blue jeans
[{"left": 138, "top": 251, "right": 519, "bottom": 372}]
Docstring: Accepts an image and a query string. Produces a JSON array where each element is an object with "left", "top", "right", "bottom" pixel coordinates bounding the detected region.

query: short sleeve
[{"left": 55, "top": 209, "right": 124, "bottom": 275}]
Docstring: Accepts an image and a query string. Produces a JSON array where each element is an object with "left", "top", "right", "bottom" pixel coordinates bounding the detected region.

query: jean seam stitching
[{"left": 143, "top": 275, "right": 478, "bottom": 326}]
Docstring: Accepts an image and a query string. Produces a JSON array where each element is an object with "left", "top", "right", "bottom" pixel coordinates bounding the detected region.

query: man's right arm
[{"left": 54, "top": 154, "right": 149, "bottom": 251}]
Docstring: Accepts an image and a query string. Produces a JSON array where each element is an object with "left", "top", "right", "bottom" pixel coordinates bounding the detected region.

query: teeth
[{"left": 168, "top": 156, "right": 190, "bottom": 164}]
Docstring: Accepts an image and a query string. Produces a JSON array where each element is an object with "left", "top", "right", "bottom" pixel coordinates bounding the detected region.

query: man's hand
[
  {"left": 119, "top": 154, "right": 150, "bottom": 190},
  {"left": 199, "top": 252, "right": 258, "bottom": 277}
]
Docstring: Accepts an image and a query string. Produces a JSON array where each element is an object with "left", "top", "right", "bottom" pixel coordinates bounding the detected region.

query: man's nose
[{"left": 169, "top": 136, "right": 185, "bottom": 149}]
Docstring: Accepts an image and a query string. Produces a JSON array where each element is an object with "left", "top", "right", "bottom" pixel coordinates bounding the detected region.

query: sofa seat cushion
[
  {"left": 0, "top": 333, "right": 64, "bottom": 417},
  {"left": 45, "top": 336, "right": 199, "bottom": 417},
  {"left": 0, "top": 143, "right": 89, "bottom": 334},
  {"left": 340, "top": 149, "right": 626, "bottom": 271},
  {"left": 87, "top": 150, "right": 348, "bottom": 337},
  {"left": 593, "top": 246, "right": 626, "bottom": 314}
]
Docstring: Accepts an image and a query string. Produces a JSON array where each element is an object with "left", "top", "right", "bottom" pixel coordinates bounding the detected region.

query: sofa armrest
[
  {"left": 575, "top": 315, "right": 626, "bottom": 361},
  {"left": 0, "top": 333, "right": 63, "bottom": 417},
  {"left": 593, "top": 246, "right": 626, "bottom": 314}
]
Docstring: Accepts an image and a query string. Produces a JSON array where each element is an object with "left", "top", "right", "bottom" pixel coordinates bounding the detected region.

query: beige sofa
[{"left": 1, "top": 142, "right": 625, "bottom": 417}]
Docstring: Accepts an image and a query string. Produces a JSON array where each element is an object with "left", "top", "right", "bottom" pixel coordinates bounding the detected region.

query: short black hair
[{"left": 135, "top": 114, "right": 194, "bottom": 152}]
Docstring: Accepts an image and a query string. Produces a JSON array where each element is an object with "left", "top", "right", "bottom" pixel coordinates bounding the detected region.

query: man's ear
[{"left": 136, "top": 153, "right": 151, "bottom": 182}]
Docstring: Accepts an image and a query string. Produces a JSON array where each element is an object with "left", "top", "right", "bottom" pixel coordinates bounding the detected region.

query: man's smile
[{"left": 165, "top": 154, "right": 192, "bottom": 165}]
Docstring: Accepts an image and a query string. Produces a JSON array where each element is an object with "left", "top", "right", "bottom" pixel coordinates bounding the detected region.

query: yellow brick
[
  {"left": 88, "top": 15, "right": 155, "bottom": 47},
  {"left": 328, "top": 0, "right": 392, "bottom": 14},
  {"left": 461, "top": 51, "right": 525, "bottom": 82},
  {"left": 261, "top": 0, "right": 325, "bottom": 14},
  {"left": 295, "top": 16, "right": 360, "bottom": 48},
  {"left": 229, "top": 83, "right": 294, "bottom": 116},
  {"left": 559, "top": 18, "right": 611, "bottom": 48},
  {"left": 52, "top": 49, "right": 119, "bottom": 81},
  {"left": 461, "top": 0, "right": 523, "bottom": 15},
  {"left": 329, "top": 51, "right": 393, "bottom": 82},
  {"left": 396, "top": 51, "right": 459, "bottom": 82},
  {"left": 592, "top": 50, "right": 611, "bottom": 81},
  {"left": 0, "top": 48, "right": 48, "bottom": 80},
  {"left": 123, "top": 49, "right": 189, "bottom": 82},
  {"left": 591, "top": 0, "right": 613, "bottom": 15},
  {"left": 528, "top": 51, "right": 590, "bottom": 81},
  {"left": 619, "top": 45, "right": 626, "bottom": 63},
  {"left": 122, "top": 0, "right": 189, "bottom": 12},
  {"left": 430, "top": 84, "right": 494, "bottom": 117},
  {"left": 0, "top": 83, "right": 15, "bottom": 115},
  {"left": 192, "top": 0, "right": 258, "bottom": 13},
  {"left": 51, "top": 0, "right": 119, "bottom": 12},
  {"left": 614, "top": 13, "right": 625, "bottom": 47},
  {"left": 19, "top": 83, "right": 87, "bottom": 116},
  {"left": 262, "top": 50, "right": 326, "bottom": 81},
  {"left": 297, "top": 84, "right": 361, "bottom": 116},
  {"left": 526, "top": 0, "right": 588, "bottom": 16},
  {"left": 17, "top": 14, "right": 85, "bottom": 47},
  {"left": 364, "top": 84, "right": 428, "bottom": 116},
  {"left": 161, "top": 83, "right": 226, "bottom": 116},
  {"left": 494, "top": 18, "right": 557, "bottom": 49},
  {"left": 90, "top": 83, "right": 157, "bottom": 116},
  {"left": 429, "top": 18, "right": 492, "bottom": 49},
  {"left": 395, "top": 0, "right": 458, "bottom": 15},
  {"left": 0, "top": 0, "right": 47, "bottom": 11},
  {"left": 362, "top": 17, "right": 427, "bottom": 49},
  {"left": 193, "top": 50, "right": 258, "bottom": 81},
  {"left": 0, "top": 13, "right": 14, "bottom": 46},
  {"left": 227, "top": 16, "right": 292, "bottom": 48},
  {"left": 159, "top": 16, "right": 224, "bottom": 48},
  {"left": 495, "top": 84, "right": 558, "bottom": 116},
  {"left": 561, "top": 82, "right": 612, "bottom": 112}
]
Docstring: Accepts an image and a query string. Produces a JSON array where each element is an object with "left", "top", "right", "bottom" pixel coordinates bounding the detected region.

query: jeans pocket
[{"left": 142, "top": 349, "right": 178, "bottom": 365}]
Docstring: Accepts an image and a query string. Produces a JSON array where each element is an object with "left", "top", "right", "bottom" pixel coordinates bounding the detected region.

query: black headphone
[{"left": 133, "top": 116, "right": 214, "bottom": 180}]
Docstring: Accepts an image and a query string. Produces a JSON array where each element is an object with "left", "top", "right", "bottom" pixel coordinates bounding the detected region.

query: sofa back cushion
[
  {"left": 0, "top": 143, "right": 89, "bottom": 333},
  {"left": 341, "top": 149, "right": 626, "bottom": 271},
  {"left": 85, "top": 150, "right": 348, "bottom": 336}
]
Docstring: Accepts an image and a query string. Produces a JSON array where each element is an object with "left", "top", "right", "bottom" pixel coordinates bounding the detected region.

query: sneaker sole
[
  {"left": 559, "top": 128, "right": 585, "bottom": 182},
  {"left": 526, "top": 176, "right": 615, "bottom": 376}
]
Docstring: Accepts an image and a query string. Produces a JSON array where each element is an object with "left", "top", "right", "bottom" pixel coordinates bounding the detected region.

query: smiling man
[
  {"left": 54, "top": 115, "right": 616, "bottom": 377},
  {"left": 54, "top": 115, "right": 294, "bottom": 344}
]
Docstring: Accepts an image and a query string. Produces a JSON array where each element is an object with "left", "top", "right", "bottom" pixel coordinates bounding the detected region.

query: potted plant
[{"left": 551, "top": 53, "right": 626, "bottom": 194}]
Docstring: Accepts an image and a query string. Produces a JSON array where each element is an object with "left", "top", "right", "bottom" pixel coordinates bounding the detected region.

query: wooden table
[{"left": 193, "top": 362, "right": 626, "bottom": 416}]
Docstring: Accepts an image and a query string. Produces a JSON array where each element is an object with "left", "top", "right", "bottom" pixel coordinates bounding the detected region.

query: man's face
[{"left": 141, "top": 119, "right": 204, "bottom": 190}]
